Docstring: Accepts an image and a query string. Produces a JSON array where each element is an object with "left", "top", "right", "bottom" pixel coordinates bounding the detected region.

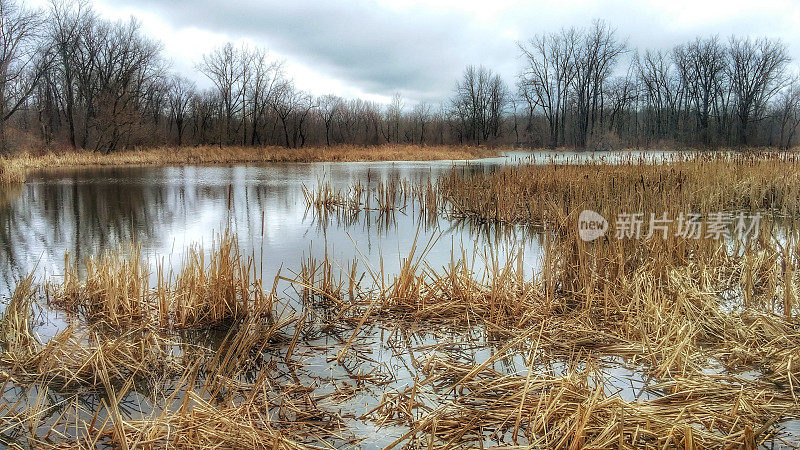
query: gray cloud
[{"left": 101, "top": 0, "right": 800, "bottom": 103}]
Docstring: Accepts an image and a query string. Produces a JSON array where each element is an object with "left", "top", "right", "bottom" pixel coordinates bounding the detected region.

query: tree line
[{"left": 1, "top": 0, "right": 798, "bottom": 154}]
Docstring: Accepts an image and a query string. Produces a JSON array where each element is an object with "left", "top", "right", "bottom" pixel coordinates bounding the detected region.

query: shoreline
[{"left": 0, "top": 144, "right": 503, "bottom": 185}]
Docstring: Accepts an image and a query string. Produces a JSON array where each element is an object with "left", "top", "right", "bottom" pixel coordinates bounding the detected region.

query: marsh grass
[
  {"left": 372, "top": 350, "right": 796, "bottom": 448},
  {"left": 54, "top": 245, "right": 151, "bottom": 327},
  {"left": 47, "top": 231, "right": 274, "bottom": 331},
  {"left": 5, "top": 151, "right": 800, "bottom": 447},
  {"left": 289, "top": 152, "right": 800, "bottom": 446},
  {"left": 0, "top": 156, "right": 26, "bottom": 185},
  {"left": 439, "top": 152, "right": 800, "bottom": 224},
  {"left": 162, "top": 231, "right": 272, "bottom": 329},
  {"left": 0, "top": 274, "right": 37, "bottom": 357}
]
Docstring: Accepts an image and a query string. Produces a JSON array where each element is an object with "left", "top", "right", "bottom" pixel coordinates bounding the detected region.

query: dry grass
[
  {"left": 439, "top": 152, "right": 800, "bottom": 223},
  {"left": 288, "top": 152, "right": 800, "bottom": 446},
  {"left": 54, "top": 245, "right": 151, "bottom": 327},
  {"left": 0, "top": 274, "right": 37, "bottom": 357},
  {"left": 47, "top": 231, "right": 275, "bottom": 331},
  {"left": 1, "top": 325, "right": 176, "bottom": 389},
  {"left": 0, "top": 156, "right": 26, "bottom": 185},
  {"left": 372, "top": 350, "right": 796, "bottom": 448},
  {"left": 0, "top": 144, "right": 499, "bottom": 185},
  {"left": 161, "top": 231, "right": 273, "bottom": 329},
  {"left": 0, "top": 236, "right": 331, "bottom": 449}
]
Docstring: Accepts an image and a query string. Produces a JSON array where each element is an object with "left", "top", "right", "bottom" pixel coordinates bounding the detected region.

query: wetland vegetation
[{"left": 2, "top": 151, "right": 800, "bottom": 448}]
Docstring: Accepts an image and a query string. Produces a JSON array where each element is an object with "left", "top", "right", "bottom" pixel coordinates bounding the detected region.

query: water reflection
[
  {"left": 0, "top": 150, "right": 686, "bottom": 297},
  {"left": 0, "top": 155, "right": 544, "bottom": 297}
]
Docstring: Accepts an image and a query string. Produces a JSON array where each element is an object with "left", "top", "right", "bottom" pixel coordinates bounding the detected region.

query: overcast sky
[{"left": 31, "top": 0, "right": 800, "bottom": 104}]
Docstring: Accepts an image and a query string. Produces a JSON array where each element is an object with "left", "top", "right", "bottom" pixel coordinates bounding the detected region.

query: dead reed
[
  {"left": 371, "top": 351, "right": 797, "bottom": 448},
  {"left": 53, "top": 245, "right": 150, "bottom": 327},
  {"left": 47, "top": 231, "right": 274, "bottom": 331},
  {"left": 160, "top": 231, "right": 273, "bottom": 329},
  {"left": 438, "top": 152, "right": 800, "bottom": 224},
  {"left": 0, "top": 156, "right": 26, "bottom": 185},
  {"left": 0, "top": 274, "right": 37, "bottom": 357}
]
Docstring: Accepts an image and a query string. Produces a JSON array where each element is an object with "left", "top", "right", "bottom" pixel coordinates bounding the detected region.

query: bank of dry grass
[
  {"left": 0, "top": 144, "right": 499, "bottom": 186},
  {"left": 439, "top": 151, "right": 800, "bottom": 222},
  {"left": 0, "top": 156, "right": 26, "bottom": 185}
]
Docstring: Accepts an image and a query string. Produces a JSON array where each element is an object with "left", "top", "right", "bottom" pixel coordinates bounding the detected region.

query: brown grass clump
[
  {"left": 376, "top": 247, "right": 534, "bottom": 331},
  {"left": 1, "top": 325, "right": 175, "bottom": 389},
  {"left": 53, "top": 245, "right": 150, "bottom": 327},
  {"left": 0, "top": 155, "right": 26, "bottom": 185},
  {"left": 1, "top": 282, "right": 175, "bottom": 389},
  {"left": 46, "top": 231, "right": 274, "bottom": 331},
  {"left": 0, "top": 274, "right": 37, "bottom": 357},
  {"left": 160, "top": 231, "right": 273, "bottom": 329}
]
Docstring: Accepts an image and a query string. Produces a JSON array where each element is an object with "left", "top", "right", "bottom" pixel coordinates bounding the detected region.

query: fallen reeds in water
[
  {"left": 371, "top": 350, "right": 797, "bottom": 448},
  {"left": 1, "top": 325, "right": 176, "bottom": 390}
]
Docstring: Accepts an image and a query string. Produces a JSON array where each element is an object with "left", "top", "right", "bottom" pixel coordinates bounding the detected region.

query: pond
[{"left": 3, "top": 149, "right": 796, "bottom": 448}]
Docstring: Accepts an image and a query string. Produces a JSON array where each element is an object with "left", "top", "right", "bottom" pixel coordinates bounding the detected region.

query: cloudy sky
[{"left": 31, "top": 0, "right": 800, "bottom": 104}]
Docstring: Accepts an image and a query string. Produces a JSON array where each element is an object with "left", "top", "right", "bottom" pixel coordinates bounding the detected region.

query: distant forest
[{"left": 1, "top": 0, "right": 799, "bottom": 153}]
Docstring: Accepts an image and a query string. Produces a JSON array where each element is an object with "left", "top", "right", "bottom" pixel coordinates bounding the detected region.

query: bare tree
[
  {"left": 89, "top": 18, "right": 162, "bottom": 152},
  {"left": 728, "top": 36, "right": 790, "bottom": 145},
  {"left": 451, "top": 65, "right": 507, "bottom": 144},
  {"left": 270, "top": 81, "right": 315, "bottom": 148},
  {"left": 384, "top": 92, "right": 404, "bottom": 143},
  {"left": 637, "top": 50, "right": 681, "bottom": 140},
  {"left": 517, "top": 28, "right": 578, "bottom": 148},
  {"left": 246, "top": 48, "right": 283, "bottom": 146},
  {"left": 775, "top": 80, "right": 800, "bottom": 149},
  {"left": 573, "top": 20, "right": 627, "bottom": 148},
  {"left": 679, "top": 36, "right": 727, "bottom": 144},
  {"left": 411, "top": 101, "right": 431, "bottom": 145},
  {"left": 47, "top": 0, "right": 94, "bottom": 148},
  {"left": 167, "top": 75, "right": 195, "bottom": 146},
  {"left": 0, "top": 0, "right": 47, "bottom": 151},
  {"left": 198, "top": 43, "right": 246, "bottom": 145},
  {"left": 317, "top": 94, "right": 342, "bottom": 146}
]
